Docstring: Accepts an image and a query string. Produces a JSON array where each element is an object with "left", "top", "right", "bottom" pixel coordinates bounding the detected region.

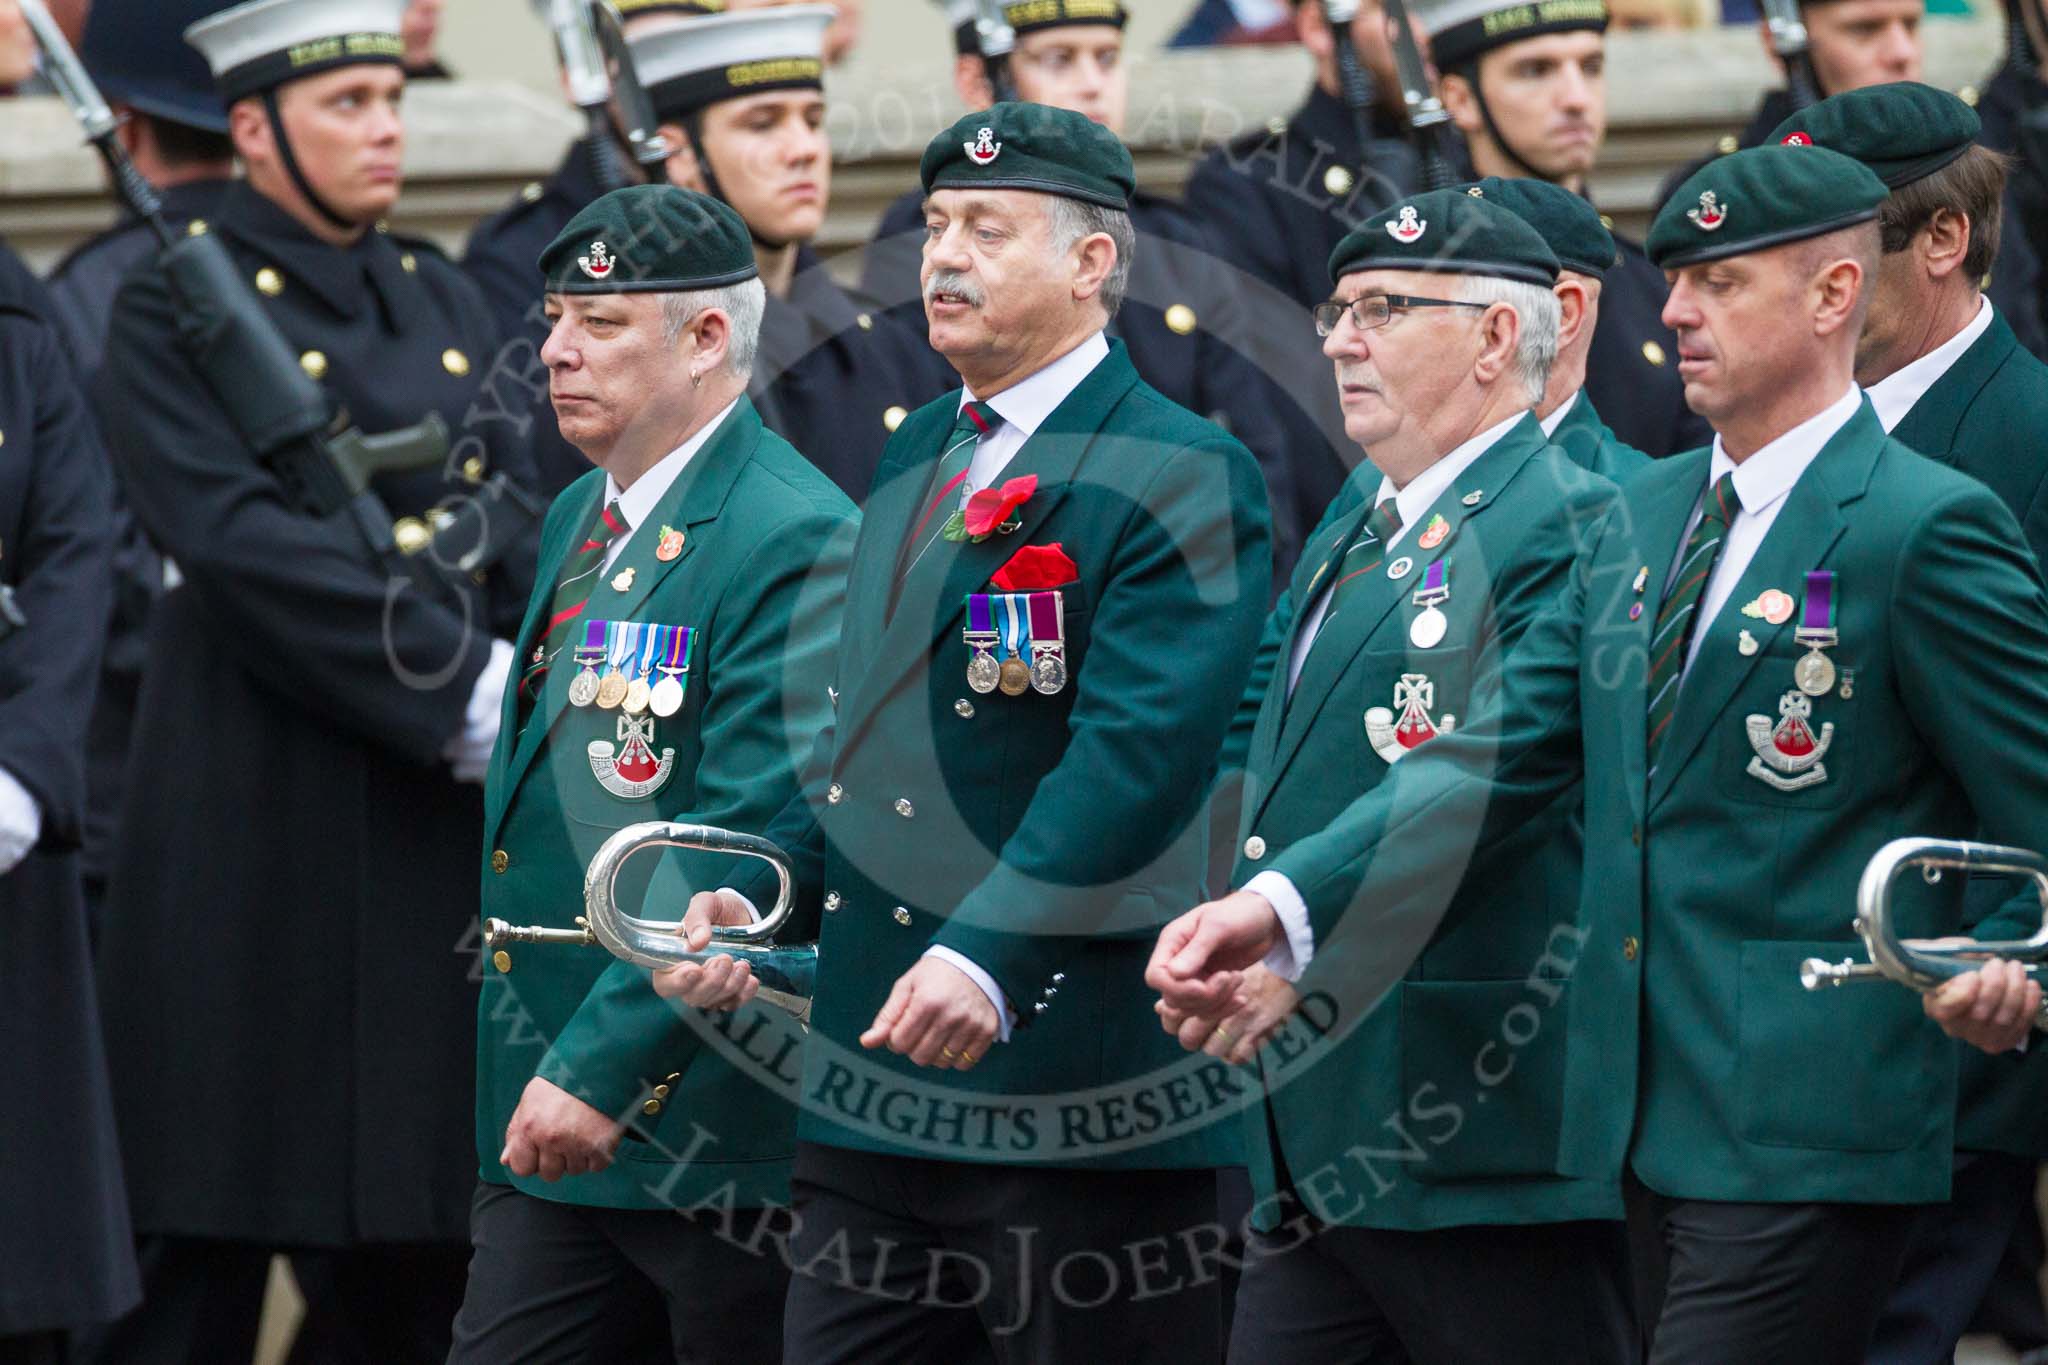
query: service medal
[
  {"left": 648, "top": 628, "right": 693, "bottom": 718},
  {"left": 593, "top": 619, "right": 631, "bottom": 708},
  {"left": 650, "top": 671, "right": 685, "bottom": 716},
  {"left": 595, "top": 670, "right": 628, "bottom": 709},
  {"left": 995, "top": 593, "right": 1032, "bottom": 696},
  {"left": 967, "top": 648, "right": 1001, "bottom": 694},
  {"left": 1791, "top": 569, "right": 1839, "bottom": 699},
  {"left": 999, "top": 658, "right": 1031, "bottom": 696},
  {"left": 1408, "top": 560, "right": 1449, "bottom": 650},
  {"left": 568, "top": 667, "right": 601, "bottom": 707},
  {"left": 963, "top": 594, "right": 1001, "bottom": 693},
  {"left": 1027, "top": 592, "right": 1068, "bottom": 695},
  {"left": 1794, "top": 649, "right": 1836, "bottom": 697},
  {"left": 623, "top": 678, "right": 652, "bottom": 714}
]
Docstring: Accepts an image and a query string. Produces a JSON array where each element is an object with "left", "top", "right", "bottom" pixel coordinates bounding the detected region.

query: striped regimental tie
[
  {"left": 888, "top": 400, "right": 999, "bottom": 618},
  {"left": 518, "top": 497, "right": 626, "bottom": 723},
  {"left": 1645, "top": 472, "right": 1740, "bottom": 771}
]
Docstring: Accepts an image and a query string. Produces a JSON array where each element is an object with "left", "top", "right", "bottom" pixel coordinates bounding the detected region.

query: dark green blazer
[
  {"left": 1889, "top": 307, "right": 2048, "bottom": 1156},
  {"left": 1264, "top": 399, "right": 2048, "bottom": 1205},
  {"left": 475, "top": 400, "right": 856, "bottom": 1211},
  {"left": 741, "top": 341, "right": 1272, "bottom": 1170},
  {"left": 1229, "top": 413, "right": 1622, "bottom": 1231},
  {"left": 1547, "top": 390, "right": 1653, "bottom": 483}
]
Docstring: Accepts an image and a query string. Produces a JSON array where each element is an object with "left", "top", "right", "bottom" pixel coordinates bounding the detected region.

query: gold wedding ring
[
  {"left": 1215, "top": 1025, "right": 1236, "bottom": 1045},
  {"left": 941, "top": 1047, "right": 957, "bottom": 1060}
]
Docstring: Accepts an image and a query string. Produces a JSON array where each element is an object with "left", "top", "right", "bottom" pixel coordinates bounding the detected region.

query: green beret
[
  {"left": 1766, "top": 82, "right": 1982, "bottom": 189},
  {"left": 1463, "top": 176, "right": 1617, "bottom": 277},
  {"left": 1329, "top": 188, "right": 1561, "bottom": 287},
  {"left": 1647, "top": 145, "right": 1888, "bottom": 269},
  {"left": 921, "top": 102, "right": 1135, "bottom": 211},
  {"left": 538, "top": 185, "right": 759, "bottom": 294}
]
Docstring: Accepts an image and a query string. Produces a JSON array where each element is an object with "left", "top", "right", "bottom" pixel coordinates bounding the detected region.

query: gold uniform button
[
  {"left": 186, "top": 218, "right": 209, "bottom": 237},
  {"left": 1164, "top": 303, "right": 1198, "bottom": 336},
  {"left": 1623, "top": 936, "right": 1640, "bottom": 962},
  {"left": 883, "top": 405, "right": 908, "bottom": 432},
  {"left": 1958, "top": 84, "right": 1980, "bottom": 108},
  {"left": 856, "top": 312, "right": 874, "bottom": 331},
  {"left": 827, "top": 783, "right": 845, "bottom": 805},
  {"left": 520, "top": 180, "right": 544, "bottom": 203},
  {"left": 299, "top": 349, "right": 328, "bottom": 380},
  {"left": 893, "top": 798, "right": 915, "bottom": 819},
  {"left": 664, "top": 1072, "right": 681, "bottom": 1084},
  {"left": 1244, "top": 835, "right": 1267, "bottom": 861},
  {"left": 1598, "top": 213, "right": 1615, "bottom": 231},
  {"left": 1641, "top": 341, "right": 1667, "bottom": 368},
  {"left": 393, "top": 517, "right": 431, "bottom": 555},
  {"left": 491, "top": 849, "right": 510, "bottom": 875},
  {"left": 892, "top": 907, "right": 913, "bottom": 927},
  {"left": 442, "top": 348, "right": 471, "bottom": 377},
  {"left": 1716, "top": 134, "right": 1739, "bottom": 156},
  {"left": 653, "top": 1084, "right": 671, "bottom": 1099},
  {"left": 642, "top": 1098, "right": 663, "bottom": 1116},
  {"left": 1323, "top": 165, "right": 1355, "bottom": 198},
  {"left": 400, "top": 252, "right": 418, "bottom": 273},
  {"left": 255, "top": 267, "right": 284, "bottom": 297},
  {"left": 462, "top": 455, "right": 487, "bottom": 484},
  {"left": 492, "top": 950, "right": 511, "bottom": 973}
]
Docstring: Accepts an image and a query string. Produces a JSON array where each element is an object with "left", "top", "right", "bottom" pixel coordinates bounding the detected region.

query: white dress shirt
[
  {"left": 1538, "top": 390, "right": 1581, "bottom": 440},
  {"left": 602, "top": 397, "right": 743, "bottom": 572},
  {"left": 1675, "top": 385, "right": 1861, "bottom": 678},
  {"left": 1865, "top": 296, "right": 1993, "bottom": 435},
  {"left": 0, "top": 764, "right": 41, "bottom": 875},
  {"left": 924, "top": 333, "right": 1110, "bottom": 1040},
  {"left": 1253, "top": 410, "right": 1527, "bottom": 979}
]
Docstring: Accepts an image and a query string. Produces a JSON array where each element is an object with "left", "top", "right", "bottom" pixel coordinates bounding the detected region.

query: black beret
[
  {"left": 538, "top": 185, "right": 759, "bottom": 294},
  {"left": 1330, "top": 188, "right": 1562, "bottom": 286},
  {"left": 921, "top": 101, "right": 1135, "bottom": 210},
  {"left": 1462, "top": 176, "right": 1617, "bottom": 277},
  {"left": 1766, "top": 82, "right": 1982, "bottom": 189},
  {"left": 1648, "top": 144, "right": 1888, "bottom": 269}
]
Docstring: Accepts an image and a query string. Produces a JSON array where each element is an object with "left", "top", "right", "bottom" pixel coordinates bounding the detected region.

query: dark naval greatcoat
[{"left": 93, "top": 182, "right": 541, "bottom": 1245}]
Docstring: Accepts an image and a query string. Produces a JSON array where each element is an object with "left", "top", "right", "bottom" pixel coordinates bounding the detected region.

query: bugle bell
[
  {"left": 484, "top": 821, "right": 814, "bottom": 1026},
  {"left": 1799, "top": 837, "right": 2048, "bottom": 1031}
]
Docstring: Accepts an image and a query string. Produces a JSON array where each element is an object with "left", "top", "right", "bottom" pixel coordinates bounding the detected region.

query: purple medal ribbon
[
  {"left": 1413, "top": 559, "right": 1448, "bottom": 602},
  {"left": 966, "top": 594, "right": 996, "bottom": 636},
  {"left": 1796, "top": 569, "right": 1837, "bottom": 644}
]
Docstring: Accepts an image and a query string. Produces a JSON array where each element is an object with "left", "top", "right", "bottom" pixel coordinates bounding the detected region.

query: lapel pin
[
  {"left": 1461, "top": 490, "right": 1483, "bottom": 507},
  {"left": 1417, "top": 513, "right": 1450, "bottom": 550},
  {"left": 1633, "top": 566, "right": 1649, "bottom": 594},
  {"left": 655, "top": 526, "right": 685, "bottom": 562},
  {"left": 1386, "top": 556, "right": 1414, "bottom": 581},
  {"left": 1742, "top": 588, "right": 1794, "bottom": 624},
  {"left": 1629, "top": 602, "right": 1644, "bottom": 621},
  {"left": 1738, "top": 629, "right": 1759, "bottom": 656},
  {"left": 1838, "top": 668, "right": 1855, "bottom": 700},
  {"left": 611, "top": 566, "right": 636, "bottom": 593}
]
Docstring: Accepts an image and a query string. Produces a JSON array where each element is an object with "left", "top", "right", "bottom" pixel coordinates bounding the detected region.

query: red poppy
[
  {"left": 963, "top": 474, "right": 1038, "bottom": 539},
  {"left": 992, "top": 542, "right": 1078, "bottom": 592}
]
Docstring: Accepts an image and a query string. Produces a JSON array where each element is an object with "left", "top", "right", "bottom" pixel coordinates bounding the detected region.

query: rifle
[
  {"left": 551, "top": 0, "right": 632, "bottom": 193},
  {"left": 1759, "top": 0, "right": 1821, "bottom": 111},
  {"left": 1320, "top": 0, "right": 1382, "bottom": 170},
  {"left": 1379, "top": 0, "right": 1458, "bottom": 189},
  {"left": 973, "top": 0, "right": 1020, "bottom": 103},
  {"left": 23, "top": 0, "right": 539, "bottom": 586},
  {"left": 592, "top": 0, "right": 678, "bottom": 175}
]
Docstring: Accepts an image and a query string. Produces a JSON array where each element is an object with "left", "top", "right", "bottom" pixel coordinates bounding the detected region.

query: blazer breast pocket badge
[
  {"left": 578, "top": 619, "right": 693, "bottom": 798},
  {"left": 1365, "top": 673, "right": 1455, "bottom": 764},
  {"left": 964, "top": 590, "right": 1067, "bottom": 697}
]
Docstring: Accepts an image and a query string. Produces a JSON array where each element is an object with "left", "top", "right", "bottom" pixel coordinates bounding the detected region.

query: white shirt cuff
[
  {"left": 924, "top": 946, "right": 1013, "bottom": 1042},
  {"left": 1243, "top": 871, "right": 1313, "bottom": 982},
  {"left": 0, "top": 763, "right": 42, "bottom": 868},
  {"left": 444, "top": 638, "right": 514, "bottom": 777}
]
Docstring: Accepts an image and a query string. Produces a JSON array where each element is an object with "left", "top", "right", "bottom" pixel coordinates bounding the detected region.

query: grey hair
[
  {"left": 658, "top": 278, "right": 766, "bottom": 377},
  {"left": 1044, "top": 196, "right": 1135, "bottom": 318},
  {"left": 1454, "top": 274, "right": 1560, "bottom": 405}
]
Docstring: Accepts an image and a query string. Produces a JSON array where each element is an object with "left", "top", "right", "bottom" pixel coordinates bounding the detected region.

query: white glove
[
  {"left": 444, "top": 638, "right": 515, "bottom": 784},
  {"left": 0, "top": 765, "right": 43, "bottom": 876}
]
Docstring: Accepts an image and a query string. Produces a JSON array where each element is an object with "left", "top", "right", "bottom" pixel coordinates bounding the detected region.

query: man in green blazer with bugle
[
  {"left": 1168, "top": 189, "right": 1635, "bottom": 1363},
  {"left": 1766, "top": 81, "right": 2048, "bottom": 1364},
  {"left": 659, "top": 101, "right": 1272, "bottom": 1361},
  {"left": 451, "top": 185, "right": 856, "bottom": 1364},
  {"left": 1150, "top": 144, "right": 2048, "bottom": 1362}
]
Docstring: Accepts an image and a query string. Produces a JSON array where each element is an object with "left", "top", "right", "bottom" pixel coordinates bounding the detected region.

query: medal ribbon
[
  {"left": 999, "top": 594, "right": 1031, "bottom": 660},
  {"left": 579, "top": 617, "right": 606, "bottom": 659},
  {"left": 1412, "top": 559, "right": 1448, "bottom": 605},
  {"left": 1796, "top": 570, "right": 1837, "bottom": 644},
  {"left": 633, "top": 622, "right": 664, "bottom": 682},
  {"left": 665, "top": 625, "right": 693, "bottom": 674},
  {"left": 605, "top": 619, "right": 634, "bottom": 676},
  {"left": 965, "top": 594, "right": 996, "bottom": 638},
  {"left": 1027, "top": 591, "right": 1063, "bottom": 648}
]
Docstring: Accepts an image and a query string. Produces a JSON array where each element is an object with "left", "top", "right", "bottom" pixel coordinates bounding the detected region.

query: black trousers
[
  {"left": 1226, "top": 1215, "right": 1635, "bottom": 1365},
  {"left": 71, "top": 1235, "right": 468, "bottom": 1365},
  {"left": 1624, "top": 1172, "right": 1920, "bottom": 1364},
  {"left": 1870, "top": 1150, "right": 2047, "bottom": 1363},
  {"left": 447, "top": 1181, "right": 790, "bottom": 1365},
  {"left": 780, "top": 1141, "right": 1223, "bottom": 1365},
  {"left": 0, "top": 1334, "right": 62, "bottom": 1365}
]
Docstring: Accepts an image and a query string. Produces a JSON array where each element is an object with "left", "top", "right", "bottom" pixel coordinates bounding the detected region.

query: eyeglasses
[{"left": 1313, "top": 294, "right": 1488, "bottom": 336}]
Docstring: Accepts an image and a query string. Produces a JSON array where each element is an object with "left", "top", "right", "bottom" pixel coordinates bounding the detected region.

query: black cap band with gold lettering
[{"left": 1426, "top": 0, "right": 1608, "bottom": 72}]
